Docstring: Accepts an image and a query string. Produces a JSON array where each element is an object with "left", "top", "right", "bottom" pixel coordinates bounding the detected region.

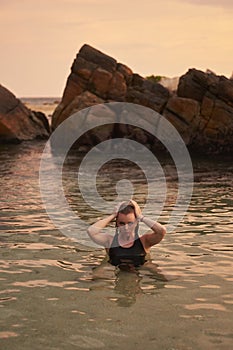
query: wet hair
[{"left": 118, "top": 202, "right": 136, "bottom": 216}]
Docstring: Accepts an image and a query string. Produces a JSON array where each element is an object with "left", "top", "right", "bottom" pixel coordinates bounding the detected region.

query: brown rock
[
  {"left": 108, "top": 71, "right": 127, "bottom": 100},
  {"left": 72, "top": 55, "right": 97, "bottom": 77},
  {"left": 117, "top": 63, "right": 133, "bottom": 84},
  {"left": 177, "top": 68, "right": 217, "bottom": 102},
  {"left": 163, "top": 97, "right": 200, "bottom": 144},
  {"left": 126, "top": 74, "right": 170, "bottom": 112},
  {"left": 51, "top": 45, "right": 233, "bottom": 154},
  {"left": 205, "top": 99, "right": 233, "bottom": 139},
  {"left": 89, "top": 68, "right": 113, "bottom": 97},
  {"left": 200, "top": 95, "right": 214, "bottom": 121},
  {"left": 61, "top": 72, "right": 87, "bottom": 106},
  {"left": 52, "top": 91, "right": 104, "bottom": 129},
  {"left": 79, "top": 104, "right": 116, "bottom": 146},
  {"left": 176, "top": 69, "right": 233, "bottom": 153},
  {"left": 0, "top": 84, "right": 49, "bottom": 143},
  {"left": 217, "top": 76, "right": 233, "bottom": 107},
  {"left": 165, "top": 96, "right": 200, "bottom": 124},
  {"left": 126, "top": 88, "right": 168, "bottom": 113},
  {"left": 71, "top": 103, "right": 116, "bottom": 152},
  {"left": 79, "top": 44, "right": 117, "bottom": 73},
  {"left": 52, "top": 44, "right": 170, "bottom": 131}
]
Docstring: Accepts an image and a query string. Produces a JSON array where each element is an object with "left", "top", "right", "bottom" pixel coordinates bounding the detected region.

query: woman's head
[
  {"left": 117, "top": 201, "right": 135, "bottom": 215},
  {"left": 116, "top": 201, "right": 138, "bottom": 236}
]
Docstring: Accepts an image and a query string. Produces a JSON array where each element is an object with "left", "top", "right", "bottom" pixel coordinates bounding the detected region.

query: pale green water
[{"left": 0, "top": 141, "right": 232, "bottom": 350}]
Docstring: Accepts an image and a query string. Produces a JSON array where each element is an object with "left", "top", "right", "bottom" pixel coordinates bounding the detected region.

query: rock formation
[
  {"left": 50, "top": 44, "right": 233, "bottom": 154},
  {"left": 52, "top": 44, "right": 169, "bottom": 130},
  {"left": 0, "top": 84, "right": 50, "bottom": 143},
  {"left": 177, "top": 69, "right": 233, "bottom": 152}
]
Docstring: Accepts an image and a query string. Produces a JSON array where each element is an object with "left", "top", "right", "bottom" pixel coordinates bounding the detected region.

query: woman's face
[{"left": 116, "top": 212, "right": 137, "bottom": 236}]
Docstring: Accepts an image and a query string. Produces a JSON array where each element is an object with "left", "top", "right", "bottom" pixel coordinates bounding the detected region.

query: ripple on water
[
  {"left": 0, "top": 143, "right": 233, "bottom": 349},
  {"left": 0, "top": 331, "right": 19, "bottom": 339}
]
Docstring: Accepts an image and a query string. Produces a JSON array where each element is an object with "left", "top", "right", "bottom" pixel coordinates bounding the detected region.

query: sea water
[{"left": 0, "top": 121, "right": 232, "bottom": 349}]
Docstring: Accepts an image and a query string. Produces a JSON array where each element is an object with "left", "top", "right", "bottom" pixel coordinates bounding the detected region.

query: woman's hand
[{"left": 129, "top": 199, "right": 142, "bottom": 219}]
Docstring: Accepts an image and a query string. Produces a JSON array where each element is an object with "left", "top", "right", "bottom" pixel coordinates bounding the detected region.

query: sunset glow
[{"left": 1, "top": 0, "right": 232, "bottom": 96}]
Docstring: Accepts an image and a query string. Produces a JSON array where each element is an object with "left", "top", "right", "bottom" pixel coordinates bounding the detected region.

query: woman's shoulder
[{"left": 139, "top": 235, "right": 151, "bottom": 253}]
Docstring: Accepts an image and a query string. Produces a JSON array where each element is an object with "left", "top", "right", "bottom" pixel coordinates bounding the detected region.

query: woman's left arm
[
  {"left": 129, "top": 199, "right": 166, "bottom": 247},
  {"left": 139, "top": 216, "right": 166, "bottom": 248}
]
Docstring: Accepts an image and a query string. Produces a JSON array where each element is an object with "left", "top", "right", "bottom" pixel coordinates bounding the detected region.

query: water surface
[{"left": 0, "top": 141, "right": 232, "bottom": 350}]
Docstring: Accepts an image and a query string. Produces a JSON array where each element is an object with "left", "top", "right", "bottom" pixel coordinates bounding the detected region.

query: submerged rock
[{"left": 0, "top": 85, "right": 50, "bottom": 143}]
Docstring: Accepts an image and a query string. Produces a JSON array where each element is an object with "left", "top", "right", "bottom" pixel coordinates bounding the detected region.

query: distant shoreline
[
  {"left": 20, "top": 97, "right": 61, "bottom": 103},
  {"left": 21, "top": 97, "right": 61, "bottom": 119}
]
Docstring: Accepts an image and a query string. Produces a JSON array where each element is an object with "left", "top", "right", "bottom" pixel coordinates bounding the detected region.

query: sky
[{"left": 0, "top": 0, "right": 233, "bottom": 97}]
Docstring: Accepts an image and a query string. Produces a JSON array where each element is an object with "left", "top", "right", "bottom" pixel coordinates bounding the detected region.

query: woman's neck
[{"left": 118, "top": 231, "right": 136, "bottom": 247}]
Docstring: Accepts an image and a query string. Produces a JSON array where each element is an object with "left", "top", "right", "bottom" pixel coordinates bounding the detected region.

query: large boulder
[
  {"left": 52, "top": 45, "right": 233, "bottom": 154},
  {"left": 177, "top": 69, "right": 233, "bottom": 152},
  {"left": 0, "top": 84, "right": 50, "bottom": 143},
  {"left": 163, "top": 96, "right": 200, "bottom": 145},
  {"left": 52, "top": 44, "right": 170, "bottom": 130}
]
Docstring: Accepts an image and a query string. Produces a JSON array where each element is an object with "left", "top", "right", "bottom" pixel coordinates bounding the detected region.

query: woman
[{"left": 87, "top": 199, "right": 166, "bottom": 267}]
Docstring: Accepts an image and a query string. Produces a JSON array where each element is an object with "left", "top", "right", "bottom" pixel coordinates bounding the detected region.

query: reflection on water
[
  {"left": 0, "top": 141, "right": 233, "bottom": 349},
  {"left": 85, "top": 257, "right": 170, "bottom": 307}
]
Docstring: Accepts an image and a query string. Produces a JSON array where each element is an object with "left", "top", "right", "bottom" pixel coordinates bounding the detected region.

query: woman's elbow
[
  {"left": 161, "top": 226, "right": 166, "bottom": 239},
  {"left": 87, "top": 226, "right": 93, "bottom": 237},
  {"left": 87, "top": 226, "right": 99, "bottom": 237}
]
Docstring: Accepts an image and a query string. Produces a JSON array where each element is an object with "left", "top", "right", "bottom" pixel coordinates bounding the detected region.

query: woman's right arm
[{"left": 87, "top": 213, "right": 116, "bottom": 247}]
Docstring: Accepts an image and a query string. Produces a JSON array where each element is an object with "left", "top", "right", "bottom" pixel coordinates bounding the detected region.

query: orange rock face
[
  {"left": 52, "top": 45, "right": 233, "bottom": 154},
  {"left": 52, "top": 44, "right": 169, "bottom": 130},
  {"left": 0, "top": 85, "right": 49, "bottom": 142}
]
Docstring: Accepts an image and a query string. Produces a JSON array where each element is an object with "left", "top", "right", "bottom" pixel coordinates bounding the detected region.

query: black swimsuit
[{"left": 108, "top": 232, "right": 146, "bottom": 267}]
